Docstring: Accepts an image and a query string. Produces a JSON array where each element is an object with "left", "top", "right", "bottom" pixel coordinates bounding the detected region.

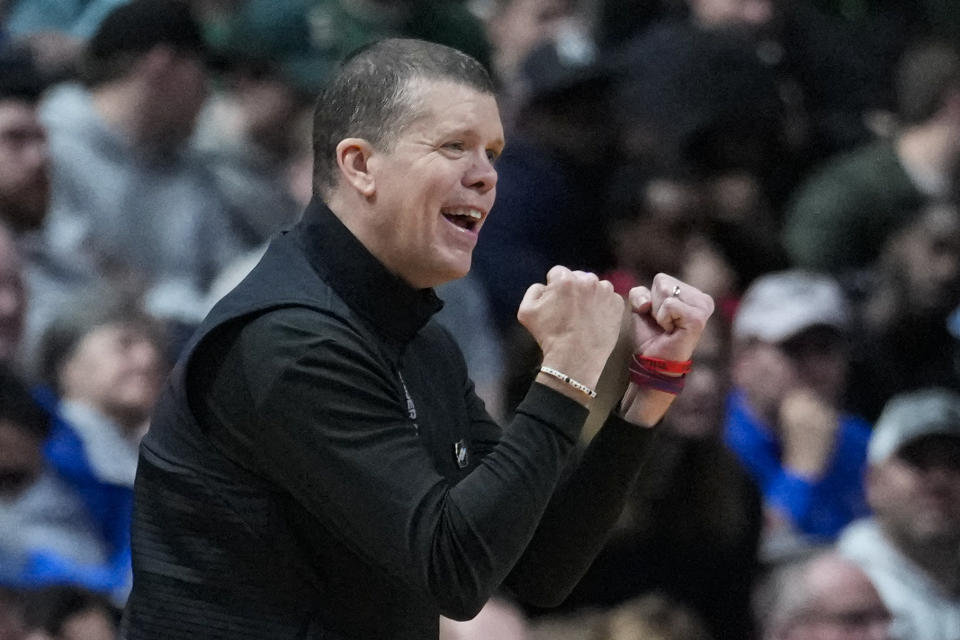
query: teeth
[{"left": 443, "top": 207, "right": 483, "bottom": 220}]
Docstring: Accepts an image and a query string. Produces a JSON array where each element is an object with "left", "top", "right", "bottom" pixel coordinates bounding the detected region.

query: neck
[
  {"left": 67, "top": 397, "right": 148, "bottom": 436},
  {"left": 324, "top": 192, "right": 419, "bottom": 288}
]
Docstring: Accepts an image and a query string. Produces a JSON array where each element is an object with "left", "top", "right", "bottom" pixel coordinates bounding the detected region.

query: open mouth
[{"left": 441, "top": 206, "right": 483, "bottom": 232}]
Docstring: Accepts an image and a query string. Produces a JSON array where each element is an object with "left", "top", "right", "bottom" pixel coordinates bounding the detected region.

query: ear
[{"left": 335, "top": 138, "right": 376, "bottom": 197}]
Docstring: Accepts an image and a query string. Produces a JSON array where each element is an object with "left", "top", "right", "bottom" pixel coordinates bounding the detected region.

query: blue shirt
[{"left": 724, "top": 389, "right": 871, "bottom": 540}]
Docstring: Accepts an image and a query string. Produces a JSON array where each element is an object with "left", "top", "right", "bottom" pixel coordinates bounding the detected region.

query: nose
[
  {"left": 464, "top": 151, "right": 497, "bottom": 194},
  {"left": 22, "top": 135, "right": 48, "bottom": 172}
]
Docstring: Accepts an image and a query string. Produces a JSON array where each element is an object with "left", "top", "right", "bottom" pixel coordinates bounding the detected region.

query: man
[
  {"left": 0, "top": 365, "right": 112, "bottom": 593},
  {"left": 0, "top": 47, "right": 44, "bottom": 368},
  {"left": 0, "top": 47, "right": 47, "bottom": 238},
  {"left": 725, "top": 271, "right": 871, "bottom": 547},
  {"left": 37, "top": 289, "right": 168, "bottom": 601},
  {"left": 0, "top": 226, "right": 25, "bottom": 366},
  {"left": 754, "top": 550, "right": 892, "bottom": 640},
  {"left": 784, "top": 39, "right": 960, "bottom": 273},
  {"left": 838, "top": 388, "right": 960, "bottom": 640},
  {"left": 845, "top": 201, "right": 960, "bottom": 421},
  {"left": 38, "top": 0, "right": 245, "bottom": 323},
  {"left": 121, "top": 38, "right": 714, "bottom": 639}
]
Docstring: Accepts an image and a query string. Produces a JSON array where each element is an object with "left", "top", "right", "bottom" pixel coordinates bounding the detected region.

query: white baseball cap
[
  {"left": 732, "top": 271, "right": 851, "bottom": 343},
  {"left": 868, "top": 388, "right": 960, "bottom": 464}
]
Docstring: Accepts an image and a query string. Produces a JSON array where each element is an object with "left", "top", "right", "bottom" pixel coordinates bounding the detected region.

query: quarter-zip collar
[{"left": 295, "top": 198, "right": 443, "bottom": 345}]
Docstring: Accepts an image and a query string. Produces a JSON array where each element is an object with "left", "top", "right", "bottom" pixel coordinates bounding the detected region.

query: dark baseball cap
[
  {"left": 87, "top": 0, "right": 207, "bottom": 62},
  {"left": 0, "top": 47, "right": 45, "bottom": 101}
]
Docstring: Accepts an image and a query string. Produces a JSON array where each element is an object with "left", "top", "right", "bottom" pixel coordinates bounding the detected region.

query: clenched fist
[{"left": 518, "top": 266, "right": 624, "bottom": 404}]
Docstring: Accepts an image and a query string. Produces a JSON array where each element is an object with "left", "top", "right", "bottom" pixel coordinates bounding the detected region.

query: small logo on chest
[{"left": 453, "top": 439, "right": 469, "bottom": 469}]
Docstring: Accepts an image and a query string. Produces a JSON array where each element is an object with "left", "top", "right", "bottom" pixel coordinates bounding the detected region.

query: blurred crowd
[{"left": 1, "top": 0, "right": 959, "bottom": 638}]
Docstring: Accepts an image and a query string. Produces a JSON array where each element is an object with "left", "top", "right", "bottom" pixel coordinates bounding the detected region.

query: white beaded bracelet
[{"left": 539, "top": 366, "right": 598, "bottom": 399}]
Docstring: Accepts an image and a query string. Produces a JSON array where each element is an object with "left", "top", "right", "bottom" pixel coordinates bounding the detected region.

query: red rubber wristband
[{"left": 633, "top": 354, "right": 693, "bottom": 375}]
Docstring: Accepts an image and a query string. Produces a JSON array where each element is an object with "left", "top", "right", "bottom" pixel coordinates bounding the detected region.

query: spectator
[
  {"left": 38, "top": 0, "right": 246, "bottom": 326},
  {"left": 0, "top": 45, "right": 90, "bottom": 374},
  {"left": 194, "top": 0, "right": 332, "bottom": 247},
  {"left": 477, "top": 0, "right": 584, "bottom": 125},
  {"left": 0, "top": 46, "right": 47, "bottom": 238},
  {"left": 753, "top": 549, "right": 892, "bottom": 640},
  {"left": 546, "top": 349, "right": 762, "bottom": 639},
  {"left": 783, "top": 39, "right": 960, "bottom": 273},
  {"left": 37, "top": 288, "right": 167, "bottom": 598},
  {"left": 470, "top": 36, "right": 618, "bottom": 332},
  {"left": 597, "top": 593, "right": 714, "bottom": 640},
  {"left": 602, "top": 166, "right": 788, "bottom": 320},
  {"left": 838, "top": 388, "right": 960, "bottom": 640},
  {"left": 303, "top": 0, "right": 492, "bottom": 70},
  {"left": 0, "top": 225, "right": 25, "bottom": 367},
  {"left": 0, "top": 587, "right": 26, "bottom": 640},
  {"left": 845, "top": 200, "right": 960, "bottom": 421},
  {"left": 684, "top": 0, "right": 891, "bottom": 160},
  {"left": 21, "top": 586, "right": 117, "bottom": 640},
  {"left": 0, "top": 365, "right": 112, "bottom": 594},
  {"left": 725, "top": 271, "right": 871, "bottom": 549}
]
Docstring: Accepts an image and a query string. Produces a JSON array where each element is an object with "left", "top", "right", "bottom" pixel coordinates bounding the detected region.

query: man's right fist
[{"left": 517, "top": 266, "right": 624, "bottom": 394}]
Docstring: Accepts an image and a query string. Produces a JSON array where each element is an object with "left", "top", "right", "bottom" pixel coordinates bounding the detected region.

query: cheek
[{"left": 0, "top": 150, "right": 21, "bottom": 187}]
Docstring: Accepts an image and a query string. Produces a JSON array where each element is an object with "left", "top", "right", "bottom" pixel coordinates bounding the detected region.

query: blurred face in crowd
[
  {"left": 0, "top": 99, "right": 49, "bottom": 231},
  {"left": 0, "top": 228, "right": 25, "bottom": 363},
  {"left": 359, "top": 79, "right": 503, "bottom": 288},
  {"left": 612, "top": 178, "right": 705, "bottom": 278},
  {"left": 235, "top": 73, "right": 303, "bottom": 156},
  {"left": 734, "top": 326, "right": 848, "bottom": 422},
  {"left": 688, "top": 0, "right": 777, "bottom": 31},
  {"left": 867, "top": 434, "right": 960, "bottom": 549},
  {"left": 55, "top": 605, "right": 118, "bottom": 640},
  {"left": 885, "top": 203, "right": 960, "bottom": 317},
  {"left": 0, "top": 589, "right": 26, "bottom": 640},
  {"left": 663, "top": 354, "right": 729, "bottom": 439},
  {"left": 778, "top": 556, "right": 891, "bottom": 640},
  {"left": 59, "top": 322, "right": 165, "bottom": 429},
  {"left": 0, "top": 419, "right": 43, "bottom": 501},
  {"left": 486, "top": 0, "right": 573, "bottom": 79},
  {"left": 150, "top": 48, "right": 208, "bottom": 144}
]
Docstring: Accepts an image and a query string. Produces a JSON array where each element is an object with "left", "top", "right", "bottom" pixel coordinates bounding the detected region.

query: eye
[
  {"left": 443, "top": 141, "right": 465, "bottom": 152},
  {"left": 486, "top": 149, "right": 499, "bottom": 163}
]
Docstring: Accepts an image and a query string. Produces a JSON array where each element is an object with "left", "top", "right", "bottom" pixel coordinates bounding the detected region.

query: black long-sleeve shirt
[{"left": 122, "top": 200, "right": 656, "bottom": 640}]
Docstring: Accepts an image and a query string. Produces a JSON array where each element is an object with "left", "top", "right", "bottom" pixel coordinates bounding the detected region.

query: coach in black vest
[{"left": 121, "top": 38, "right": 714, "bottom": 639}]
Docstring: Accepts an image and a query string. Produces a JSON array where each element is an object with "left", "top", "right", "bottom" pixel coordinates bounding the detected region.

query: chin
[{"left": 427, "top": 260, "right": 472, "bottom": 287}]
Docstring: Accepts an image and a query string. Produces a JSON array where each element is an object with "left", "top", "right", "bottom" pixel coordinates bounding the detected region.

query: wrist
[
  {"left": 619, "top": 384, "right": 675, "bottom": 427},
  {"left": 536, "top": 367, "right": 596, "bottom": 407},
  {"left": 539, "top": 350, "right": 604, "bottom": 391},
  {"left": 628, "top": 353, "right": 687, "bottom": 395}
]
